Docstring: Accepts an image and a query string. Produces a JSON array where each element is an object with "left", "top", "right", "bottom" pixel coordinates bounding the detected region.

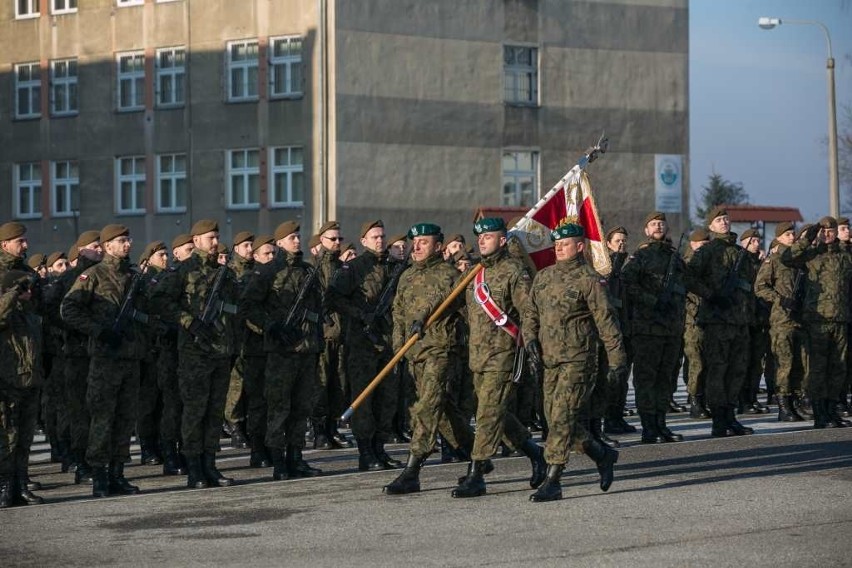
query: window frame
[
  {"left": 503, "top": 44, "right": 539, "bottom": 107},
  {"left": 51, "top": 160, "right": 79, "bottom": 218},
  {"left": 50, "top": 58, "right": 78, "bottom": 117},
  {"left": 15, "top": 0, "right": 40, "bottom": 19},
  {"left": 115, "top": 155, "right": 146, "bottom": 215},
  {"left": 268, "top": 146, "right": 305, "bottom": 208},
  {"left": 14, "top": 62, "right": 41, "bottom": 120},
  {"left": 226, "top": 39, "right": 260, "bottom": 103},
  {"left": 116, "top": 51, "right": 145, "bottom": 112},
  {"left": 13, "top": 162, "right": 43, "bottom": 220},
  {"left": 116, "top": 0, "right": 144, "bottom": 7},
  {"left": 226, "top": 148, "right": 261, "bottom": 210},
  {"left": 268, "top": 35, "right": 304, "bottom": 99},
  {"left": 155, "top": 46, "right": 186, "bottom": 109},
  {"left": 51, "top": 0, "right": 77, "bottom": 15},
  {"left": 156, "top": 153, "right": 187, "bottom": 213},
  {"left": 501, "top": 150, "right": 539, "bottom": 208}
]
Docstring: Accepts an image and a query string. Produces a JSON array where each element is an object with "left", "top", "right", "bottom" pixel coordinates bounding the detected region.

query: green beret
[
  {"left": 445, "top": 233, "right": 465, "bottom": 244},
  {"left": 76, "top": 230, "right": 101, "bottom": 248},
  {"left": 216, "top": 244, "right": 229, "bottom": 255},
  {"left": 190, "top": 219, "right": 218, "bottom": 236},
  {"left": 739, "top": 228, "right": 760, "bottom": 241},
  {"left": 550, "top": 223, "right": 585, "bottom": 241},
  {"left": 46, "top": 251, "right": 66, "bottom": 267},
  {"left": 451, "top": 250, "right": 471, "bottom": 263},
  {"left": 1, "top": 270, "right": 33, "bottom": 293},
  {"left": 360, "top": 220, "right": 384, "bottom": 239},
  {"left": 233, "top": 231, "right": 254, "bottom": 246},
  {"left": 819, "top": 216, "right": 838, "bottom": 229},
  {"left": 707, "top": 206, "right": 728, "bottom": 224},
  {"left": 251, "top": 234, "right": 275, "bottom": 253},
  {"left": 796, "top": 224, "right": 812, "bottom": 240},
  {"left": 386, "top": 233, "right": 407, "bottom": 246},
  {"left": 171, "top": 233, "right": 193, "bottom": 250},
  {"left": 473, "top": 217, "right": 506, "bottom": 235},
  {"left": 274, "top": 221, "right": 300, "bottom": 241},
  {"left": 318, "top": 221, "right": 340, "bottom": 235},
  {"left": 0, "top": 222, "right": 27, "bottom": 242},
  {"left": 68, "top": 245, "right": 79, "bottom": 263},
  {"left": 100, "top": 224, "right": 129, "bottom": 243},
  {"left": 775, "top": 221, "right": 795, "bottom": 237},
  {"left": 689, "top": 228, "right": 709, "bottom": 242},
  {"left": 140, "top": 241, "right": 166, "bottom": 263},
  {"left": 606, "top": 226, "right": 628, "bottom": 241},
  {"left": 26, "top": 253, "right": 45, "bottom": 269},
  {"left": 837, "top": 216, "right": 850, "bottom": 226},
  {"left": 307, "top": 234, "right": 321, "bottom": 249},
  {"left": 408, "top": 223, "right": 442, "bottom": 239},
  {"left": 643, "top": 211, "right": 667, "bottom": 226}
]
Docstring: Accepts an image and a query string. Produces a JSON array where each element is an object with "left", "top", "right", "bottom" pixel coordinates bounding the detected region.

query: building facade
[{"left": 1, "top": 0, "right": 689, "bottom": 254}]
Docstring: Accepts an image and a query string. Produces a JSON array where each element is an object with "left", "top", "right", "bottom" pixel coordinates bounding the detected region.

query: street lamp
[{"left": 758, "top": 17, "right": 840, "bottom": 218}]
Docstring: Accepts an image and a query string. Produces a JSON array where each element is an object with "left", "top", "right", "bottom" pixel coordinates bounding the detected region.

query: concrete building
[{"left": 1, "top": 0, "right": 689, "bottom": 254}]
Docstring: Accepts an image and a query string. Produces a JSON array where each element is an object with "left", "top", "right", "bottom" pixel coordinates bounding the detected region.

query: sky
[{"left": 690, "top": 0, "right": 852, "bottom": 222}]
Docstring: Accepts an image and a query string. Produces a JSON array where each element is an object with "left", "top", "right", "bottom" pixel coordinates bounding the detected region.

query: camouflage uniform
[
  {"left": 40, "top": 274, "right": 70, "bottom": 461},
  {"left": 136, "top": 264, "right": 164, "bottom": 463},
  {"left": 223, "top": 253, "right": 254, "bottom": 439},
  {"left": 743, "top": 251, "right": 771, "bottom": 411},
  {"left": 603, "top": 250, "right": 634, "bottom": 429},
  {"left": 237, "top": 267, "right": 269, "bottom": 462},
  {"left": 681, "top": 246, "right": 707, "bottom": 411}
]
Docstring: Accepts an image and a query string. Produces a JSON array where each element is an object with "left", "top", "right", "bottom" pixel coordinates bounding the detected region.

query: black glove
[
  {"left": 526, "top": 339, "right": 544, "bottom": 380},
  {"left": 188, "top": 318, "right": 215, "bottom": 343},
  {"left": 269, "top": 322, "right": 302, "bottom": 346},
  {"left": 708, "top": 294, "right": 733, "bottom": 310},
  {"left": 97, "top": 328, "right": 123, "bottom": 349},
  {"left": 804, "top": 224, "right": 820, "bottom": 243},
  {"left": 361, "top": 309, "right": 376, "bottom": 329},
  {"left": 607, "top": 364, "right": 629, "bottom": 388},
  {"left": 779, "top": 297, "right": 797, "bottom": 312},
  {"left": 409, "top": 318, "right": 426, "bottom": 339}
]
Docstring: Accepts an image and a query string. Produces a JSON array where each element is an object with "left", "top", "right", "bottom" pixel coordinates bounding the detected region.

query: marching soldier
[
  {"left": 452, "top": 217, "right": 545, "bottom": 499},
  {"left": 386, "top": 233, "right": 414, "bottom": 443},
  {"left": 522, "top": 223, "right": 626, "bottom": 502}
]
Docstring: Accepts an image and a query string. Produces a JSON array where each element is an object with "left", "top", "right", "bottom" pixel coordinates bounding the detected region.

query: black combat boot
[
  {"left": 604, "top": 409, "right": 636, "bottom": 434},
  {"left": 0, "top": 477, "right": 12, "bottom": 508},
  {"left": 520, "top": 438, "right": 547, "bottom": 488},
  {"left": 639, "top": 413, "right": 664, "bottom": 444},
  {"left": 451, "top": 460, "right": 488, "bottom": 498},
  {"left": 589, "top": 417, "right": 619, "bottom": 448},
  {"left": 108, "top": 461, "right": 140, "bottom": 495},
  {"left": 271, "top": 448, "right": 288, "bottom": 481},
  {"left": 794, "top": 394, "right": 814, "bottom": 419},
  {"left": 778, "top": 395, "right": 805, "bottom": 422},
  {"left": 313, "top": 418, "right": 332, "bottom": 450},
  {"left": 373, "top": 437, "right": 403, "bottom": 469},
  {"left": 13, "top": 473, "right": 44, "bottom": 505},
  {"left": 185, "top": 455, "right": 209, "bottom": 489},
  {"left": 529, "top": 464, "right": 564, "bottom": 502},
  {"left": 139, "top": 438, "right": 163, "bottom": 466},
  {"left": 356, "top": 438, "right": 384, "bottom": 472},
  {"left": 74, "top": 451, "right": 93, "bottom": 485},
  {"left": 50, "top": 440, "right": 63, "bottom": 464},
  {"left": 837, "top": 396, "right": 851, "bottom": 418},
  {"left": 583, "top": 438, "right": 618, "bottom": 492},
  {"left": 161, "top": 441, "right": 187, "bottom": 475},
  {"left": 202, "top": 452, "right": 234, "bottom": 487},
  {"left": 60, "top": 443, "right": 74, "bottom": 473},
  {"left": 328, "top": 418, "right": 354, "bottom": 449},
  {"left": 727, "top": 406, "right": 754, "bottom": 435},
  {"left": 92, "top": 465, "right": 110, "bottom": 498},
  {"left": 228, "top": 422, "right": 249, "bottom": 449},
  {"left": 689, "top": 395, "right": 711, "bottom": 419},
  {"left": 17, "top": 468, "right": 41, "bottom": 491},
  {"left": 286, "top": 445, "right": 322, "bottom": 478},
  {"left": 711, "top": 407, "right": 734, "bottom": 437},
  {"left": 825, "top": 399, "right": 852, "bottom": 428},
  {"left": 667, "top": 397, "right": 687, "bottom": 413},
  {"left": 249, "top": 440, "right": 272, "bottom": 468},
  {"left": 655, "top": 413, "right": 684, "bottom": 442},
  {"left": 383, "top": 453, "right": 426, "bottom": 495}
]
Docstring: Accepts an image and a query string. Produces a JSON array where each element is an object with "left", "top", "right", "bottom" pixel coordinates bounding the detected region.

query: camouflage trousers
[
  {"left": 347, "top": 336, "right": 397, "bottom": 442},
  {"left": 631, "top": 333, "right": 682, "bottom": 414},
  {"left": 408, "top": 355, "right": 474, "bottom": 459},
  {"left": 683, "top": 323, "right": 706, "bottom": 397},
  {"left": 0, "top": 386, "right": 39, "bottom": 477},
  {"left": 223, "top": 354, "right": 245, "bottom": 426},
  {"left": 745, "top": 325, "right": 770, "bottom": 396},
  {"left": 265, "top": 352, "right": 317, "bottom": 450},
  {"left": 157, "top": 344, "right": 182, "bottom": 444},
  {"left": 769, "top": 325, "right": 806, "bottom": 396},
  {"left": 471, "top": 370, "right": 531, "bottom": 461},
  {"left": 137, "top": 353, "right": 162, "bottom": 441},
  {"left": 542, "top": 361, "right": 595, "bottom": 465},
  {"left": 590, "top": 343, "right": 616, "bottom": 419},
  {"left": 805, "top": 323, "right": 847, "bottom": 401},
  {"left": 64, "top": 356, "right": 91, "bottom": 454},
  {"left": 448, "top": 346, "right": 476, "bottom": 426},
  {"left": 702, "top": 324, "right": 749, "bottom": 409},
  {"left": 41, "top": 352, "right": 69, "bottom": 447},
  {"left": 242, "top": 353, "right": 268, "bottom": 442},
  {"left": 85, "top": 357, "right": 140, "bottom": 467},
  {"left": 178, "top": 353, "right": 230, "bottom": 457},
  {"left": 313, "top": 339, "right": 347, "bottom": 424}
]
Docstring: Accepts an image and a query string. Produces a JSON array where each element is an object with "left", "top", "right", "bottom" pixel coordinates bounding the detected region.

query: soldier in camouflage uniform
[
  {"left": 754, "top": 222, "right": 807, "bottom": 422},
  {"left": 781, "top": 217, "right": 852, "bottom": 428},
  {"left": 384, "top": 223, "right": 475, "bottom": 495},
  {"left": 149, "top": 220, "right": 240, "bottom": 489},
  {"left": 522, "top": 223, "right": 626, "bottom": 502},
  {"left": 683, "top": 229, "right": 711, "bottom": 419},
  {"left": 835, "top": 216, "right": 852, "bottom": 417},
  {"left": 61, "top": 225, "right": 145, "bottom": 498},
  {"left": 452, "top": 217, "right": 546, "bottom": 499},
  {"left": 739, "top": 229, "right": 772, "bottom": 415},
  {"left": 386, "top": 234, "right": 415, "bottom": 443},
  {"left": 241, "top": 221, "right": 323, "bottom": 481},
  {"left": 40, "top": 252, "right": 70, "bottom": 467}
]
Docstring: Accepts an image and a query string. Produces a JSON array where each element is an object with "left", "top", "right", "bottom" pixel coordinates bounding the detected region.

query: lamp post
[{"left": 758, "top": 17, "right": 840, "bottom": 218}]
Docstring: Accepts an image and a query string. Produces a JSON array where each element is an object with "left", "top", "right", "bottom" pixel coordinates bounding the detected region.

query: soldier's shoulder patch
[{"left": 78, "top": 274, "right": 88, "bottom": 281}]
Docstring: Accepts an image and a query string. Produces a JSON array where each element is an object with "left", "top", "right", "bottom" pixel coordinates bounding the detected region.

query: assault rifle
[
  {"left": 197, "top": 255, "right": 236, "bottom": 338},
  {"left": 364, "top": 253, "right": 410, "bottom": 344},
  {"left": 112, "top": 261, "right": 149, "bottom": 339},
  {"left": 279, "top": 264, "right": 322, "bottom": 341},
  {"left": 787, "top": 269, "right": 806, "bottom": 313},
  {"left": 653, "top": 233, "right": 686, "bottom": 319},
  {"left": 720, "top": 246, "right": 749, "bottom": 299}
]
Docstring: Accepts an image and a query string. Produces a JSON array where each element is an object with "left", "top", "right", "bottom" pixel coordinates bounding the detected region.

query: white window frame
[
  {"left": 15, "top": 0, "right": 40, "bottom": 19},
  {"left": 269, "top": 146, "right": 304, "bottom": 208},
  {"left": 155, "top": 47, "right": 186, "bottom": 108},
  {"left": 50, "top": 58, "right": 78, "bottom": 117},
  {"left": 13, "top": 162, "right": 42, "bottom": 220},
  {"left": 116, "top": 0, "right": 143, "bottom": 6},
  {"left": 503, "top": 45, "right": 539, "bottom": 106},
  {"left": 115, "top": 156, "right": 146, "bottom": 215},
  {"left": 51, "top": 160, "right": 79, "bottom": 218},
  {"left": 116, "top": 51, "right": 145, "bottom": 112},
  {"left": 156, "top": 153, "right": 187, "bottom": 213},
  {"left": 226, "top": 149, "right": 260, "bottom": 210},
  {"left": 501, "top": 150, "right": 539, "bottom": 207},
  {"left": 269, "top": 36, "right": 303, "bottom": 99},
  {"left": 51, "top": 0, "right": 77, "bottom": 15},
  {"left": 226, "top": 39, "right": 259, "bottom": 102},
  {"left": 14, "top": 62, "right": 41, "bottom": 119}
]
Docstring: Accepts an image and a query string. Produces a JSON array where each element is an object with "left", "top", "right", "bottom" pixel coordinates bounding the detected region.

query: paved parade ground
[{"left": 3, "top": 404, "right": 851, "bottom": 568}]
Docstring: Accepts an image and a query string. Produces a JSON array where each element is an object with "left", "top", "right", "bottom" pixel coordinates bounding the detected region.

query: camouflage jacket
[
  {"left": 148, "top": 249, "right": 238, "bottom": 359},
  {"left": 746, "top": 251, "right": 770, "bottom": 326},
  {"left": 622, "top": 238, "right": 686, "bottom": 337},
  {"left": 754, "top": 244, "right": 802, "bottom": 329},
  {"left": 0, "top": 289, "right": 43, "bottom": 391},
  {"left": 0, "top": 250, "right": 41, "bottom": 313},
  {"left": 682, "top": 247, "right": 702, "bottom": 327},
  {"left": 522, "top": 255, "right": 626, "bottom": 369},
  {"left": 686, "top": 232, "right": 755, "bottom": 326},
  {"left": 240, "top": 250, "right": 323, "bottom": 354},
  {"left": 465, "top": 248, "right": 531, "bottom": 373},
  {"left": 52, "top": 255, "right": 99, "bottom": 358},
  {"left": 328, "top": 248, "right": 393, "bottom": 350},
  {"left": 237, "top": 265, "right": 267, "bottom": 357},
  {"left": 780, "top": 239, "right": 852, "bottom": 324},
  {"left": 61, "top": 253, "right": 146, "bottom": 360},
  {"left": 314, "top": 248, "right": 344, "bottom": 342},
  {"left": 229, "top": 253, "right": 255, "bottom": 349},
  {"left": 606, "top": 250, "right": 629, "bottom": 336},
  {"left": 392, "top": 252, "right": 463, "bottom": 363}
]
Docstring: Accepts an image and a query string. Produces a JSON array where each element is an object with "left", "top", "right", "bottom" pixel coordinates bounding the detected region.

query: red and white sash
[{"left": 473, "top": 268, "right": 522, "bottom": 344}]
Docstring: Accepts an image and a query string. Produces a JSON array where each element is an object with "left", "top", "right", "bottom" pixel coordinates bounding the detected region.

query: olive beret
[
  {"left": 171, "top": 233, "right": 193, "bottom": 250},
  {"left": 797, "top": 224, "right": 813, "bottom": 240},
  {"left": 191, "top": 219, "right": 218, "bottom": 236},
  {"left": 606, "top": 226, "right": 628, "bottom": 241},
  {"left": 100, "top": 224, "right": 129, "bottom": 243},
  {"left": 68, "top": 245, "right": 79, "bottom": 263},
  {"left": 307, "top": 234, "right": 321, "bottom": 250},
  {"left": 444, "top": 233, "right": 465, "bottom": 244},
  {"left": 643, "top": 212, "right": 667, "bottom": 226},
  {"left": 739, "top": 228, "right": 760, "bottom": 241},
  {"left": 707, "top": 206, "right": 728, "bottom": 224},
  {"left": 233, "top": 231, "right": 254, "bottom": 246},
  {"left": 0, "top": 222, "right": 27, "bottom": 242},
  {"left": 46, "top": 251, "right": 66, "bottom": 267},
  {"left": 75, "top": 230, "right": 101, "bottom": 248},
  {"left": 819, "top": 216, "right": 838, "bottom": 229},
  {"left": 274, "top": 221, "right": 300, "bottom": 241},
  {"left": 139, "top": 241, "right": 166, "bottom": 263},
  {"left": 689, "top": 228, "right": 710, "bottom": 242},
  {"left": 318, "top": 221, "right": 340, "bottom": 235},
  {"left": 408, "top": 223, "right": 442, "bottom": 239},
  {"left": 769, "top": 238, "right": 779, "bottom": 249},
  {"left": 360, "top": 220, "right": 384, "bottom": 239},
  {"left": 26, "top": 253, "right": 45, "bottom": 269},
  {"left": 451, "top": 250, "right": 471, "bottom": 263},
  {"left": 473, "top": 217, "right": 506, "bottom": 235},
  {"left": 386, "top": 233, "right": 408, "bottom": 246},
  {"left": 251, "top": 234, "right": 275, "bottom": 253},
  {"left": 216, "top": 243, "right": 229, "bottom": 255},
  {"left": 836, "top": 216, "right": 850, "bottom": 226},
  {"left": 340, "top": 241, "right": 356, "bottom": 254},
  {"left": 775, "top": 221, "right": 795, "bottom": 237},
  {"left": 1, "top": 270, "right": 33, "bottom": 293},
  {"left": 550, "top": 223, "right": 585, "bottom": 241}
]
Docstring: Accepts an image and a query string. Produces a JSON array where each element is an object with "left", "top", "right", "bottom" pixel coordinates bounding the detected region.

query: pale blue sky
[{"left": 690, "top": 0, "right": 852, "bottom": 222}]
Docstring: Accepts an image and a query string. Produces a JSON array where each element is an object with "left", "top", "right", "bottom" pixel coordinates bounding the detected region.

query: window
[
  {"left": 269, "top": 146, "right": 304, "bottom": 207},
  {"left": 116, "top": 0, "right": 143, "bottom": 6},
  {"left": 502, "top": 151, "right": 538, "bottom": 207},
  {"left": 50, "top": 59, "right": 78, "bottom": 116},
  {"left": 155, "top": 47, "right": 185, "bottom": 108},
  {"left": 116, "top": 156, "right": 146, "bottom": 214},
  {"left": 15, "top": 62, "right": 41, "bottom": 119},
  {"left": 13, "top": 163, "right": 42, "bottom": 219},
  {"left": 269, "top": 36, "right": 303, "bottom": 99},
  {"left": 51, "top": 160, "right": 79, "bottom": 217},
  {"left": 504, "top": 45, "right": 538, "bottom": 105},
  {"left": 15, "top": 0, "right": 40, "bottom": 18},
  {"left": 117, "top": 52, "right": 145, "bottom": 111},
  {"left": 227, "top": 40, "right": 259, "bottom": 102},
  {"left": 157, "top": 153, "right": 187, "bottom": 213},
  {"left": 52, "top": 0, "right": 76, "bottom": 14},
  {"left": 226, "top": 149, "right": 260, "bottom": 209}
]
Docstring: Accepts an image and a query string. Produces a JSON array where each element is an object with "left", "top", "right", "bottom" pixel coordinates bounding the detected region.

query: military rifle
[
  {"left": 280, "top": 264, "right": 322, "bottom": 338},
  {"left": 112, "top": 260, "right": 149, "bottom": 340},
  {"left": 653, "top": 233, "right": 686, "bottom": 319},
  {"left": 719, "top": 246, "right": 749, "bottom": 299},
  {"left": 788, "top": 269, "right": 806, "bottom": 314},
  {"left": 197, "top": 253, "right": 236, "bottom": 338},
  {"left": 364, "top": 252, "right": 410, "bottom": 344}
]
